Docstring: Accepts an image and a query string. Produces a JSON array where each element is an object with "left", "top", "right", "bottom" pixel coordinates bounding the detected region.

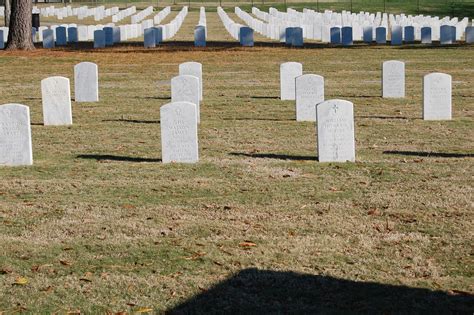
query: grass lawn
[{"left": 0, "top": 7, "right": 473, "bottom": 314}]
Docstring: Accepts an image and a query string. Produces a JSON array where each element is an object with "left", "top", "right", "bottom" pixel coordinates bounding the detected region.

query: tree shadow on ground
[
  {"left": 383, "top": 151, "right": 474, "bottom": 158},
  {"left": 230, "top": 152, "right": 317, "bottom": 161},
  {"left": 168, "top": 268, "right": 474, "bottom": 314},
  {"left": 102, "top": 119, "right": 160, "bottom": 124},
  {"left": 76, "top": 154, "right": 161, "bottom": 163}
]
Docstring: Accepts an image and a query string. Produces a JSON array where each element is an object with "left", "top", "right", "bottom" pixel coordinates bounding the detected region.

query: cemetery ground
[{"left": 1, "top": 8, "right": 474, "bottom": 314}]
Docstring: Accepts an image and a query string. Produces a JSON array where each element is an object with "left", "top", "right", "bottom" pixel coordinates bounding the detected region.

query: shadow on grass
[
  {"left": 76, "top": 154, "right": 161, "bottom": 163},
  {"left": 384, "top": 151, "right": 474, "bottom": 158},
  {"left": 230, "top": 152, "right": 317, "bottom": 161},
  {"left": 169, "top": 268, "right": 474, "bottom": 314},
  {"left": 223, "top": 117, "right": 294, "bottom": 122},
  {"left": 36, "top": 40, "right": 473, "bottom": 53},
  {"left": 102, "top": 119, "right": 160, "bottom": 124},
  {"left": 357, "top": 115, "right": 411, "bottom": 120},
  {"left": 249, "top": 96, "right": 280, "bottom": 99},
  {"left": 137, "top": 96, "right": 171, "bottom": 100}
]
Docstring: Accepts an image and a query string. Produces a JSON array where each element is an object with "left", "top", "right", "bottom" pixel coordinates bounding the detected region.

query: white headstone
[
  {"left": 179, "top": 62, "right": 203, "bottom": 101},
  {"left": 280, "top": 62, "right": 303, "bottom": 100},
  {"left": 171, "top": 75, "right": 200, "bottom": 123},
  {"left": 160, "top": 101, "right": 198, "bottom": 164},
  {"left": 74, "top": 62, "right": 99, "bottom": 102},
  {"left": 317, "top": 99, "right": 355, "bottom": 163},
  {"left": 41, "top": 76, "right": 72, "bottom": 125},
  {"left": 0, "top": 104, "right": 33, "bottom": 166},
  {"left": 382, "top": 60, "right": 405, "bottom": 98},
  {"left": 423, "top": 73, "right": 452, "bottom": 120},
  {"left": 295, "top": 74, "right": 324, "bottom": 122}
]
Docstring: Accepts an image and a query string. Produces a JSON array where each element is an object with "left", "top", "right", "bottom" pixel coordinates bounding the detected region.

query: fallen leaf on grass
[
  {"left": 60, "top": 260, "right": 72, "bottom": 266},
  {"left": 367, "top": 208, "right": 380, "bottom": 216},
  {"left": 13, "top": 277, "right": 28, "bottom": 285},
  {"left": 136, "top": 307, "right": 153, "bottom": 313},
  {"left": 184, "top": 251, "right": 206, "bottom": 260},
  {"left": 239, "top": 241, "right": 257, "bottom": 247},
  {"left": 39, "top": 285, "right": 53, "bottom": 292},
  {"left": 0, "top": 267, "right": 13, "bottom": 274},
  {"left": 447, "top": 290, "right": 474, "bottom": 297}
]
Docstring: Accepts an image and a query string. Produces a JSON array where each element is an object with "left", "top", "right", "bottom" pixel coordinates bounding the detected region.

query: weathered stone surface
[
  {"left": 160, "top": 101, "right": 199, "bottom": 164},
  {"left": 317, "top": 99, "right": 355, "bottom": 163},
  {"left": 0, "top": 104, "right": 33, "bottom": 166}
]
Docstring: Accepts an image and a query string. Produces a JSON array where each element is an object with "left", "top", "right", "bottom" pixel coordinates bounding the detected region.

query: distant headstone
[
  {"left": 160, "top": 101, "right": 198, "bottom": 164},
  {"left": 391, "top": 26, "right": 402, "bottom": 45},
  {"left": 280, "top": 62, "right": 303, "bottom": 100},
  {"left": 41, "top": 76, "right": 72, "bottom": 125},
  {"left": 144, "top": 28, "right": 155, "bottom": 48},
  {"left": 56, "top": 26, "right": 67, "bottom": 46},
  {"left": 94, "top": 30, "right": 105, "bottom": 48},
  {"left": 154, "top": 26, "right": 163, "bottom": 44},
  {"left": 78, "top": 25, "right": 88, "bottom": 41},
  {"left": 317, "top": 99, "right": 355, "bottom": 162},
  {"left": 450, "top": 25, "right": 456, "bottom": 42},
  {"left": 74, "top": 62, "right": 99, "bottom": 102},
  {"left": 291, "top": 27, "right": 303, "bottom": 47},
  {"left": 0, "top": 104, "right": 33, "bottom": 166},
  {"left": 363, "top": 26, "right": 373, "bottom": 43},
  {"left": 404, "top": 26, "right": 415, "bottom": 43},
  {"left": 179, "top": 62, "right": 203, "bottom": 101},
  {"left": 239, "top": 26, "right": 254, "bottom": 47},
  {"left": 68, "top": 27, "right": 78, "bottom": 43},
  {"left": 330, "top": 27, "right": 341, "bottom": 44},
  {"left": 465, "top": 26, "right": 473, "bottom": 43},
  {"left": 43, "top": 29, "right": 55, "bottom": 48},
  {"left": 440, "top": 25, "right": 453, "bottom": 44},
  {"left": 285, "top": 27, "right": 295, "bottom": 45},
  {"left": 295, "top": 74, "right": 324, "bottom": 122},
  {"left": 421, "top": 27, "right": 432, "bottom": 44},
  {"left": 194, "top": 25, "right": 206, "bottom": 47},
  {"left": 113, "top": 27, "right": 121, "bottom": 43},
  {"left": 423, "top": 73, "right": 452, "bottom": 120},
  {"left": 376, "top": 26, "right": 387, "bottom": 44},
  {"left": 104, "top": 27, "right": 114, "bottom": 46},
  {"left": 341, "top": 26, "right": 353, "bottom": 46},
  {"left": 171, "top": 75, "right": 200, "bottom": 123},
  {"left": 382, "top": 60, "right": 405, "bottom": 98}
]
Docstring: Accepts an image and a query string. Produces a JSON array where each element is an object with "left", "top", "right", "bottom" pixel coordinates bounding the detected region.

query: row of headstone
[
  {"left": 170, "top": 62, "right": 203, "bottom": 123},
  {"left": 131, "top": 6, "right": 153, "bottom": 24},
  {"left": 112, "top": 6, "right": 136, "bottom": 23},
  {"left": 42, "top": 61, "right": 99, "bottom": 122},
  {"left": 195, "top": 7, "right": 207, "bottom": 47},
  {"left": 161, "top": 61, "right": 204, "bottom": 163},
  {"left": 154, "top": 6, "right": 171, "bottom": 24},
  {"left": 218, "top": 7, "right": 254, "bottom": 47},
  {"left": 0, "top": 61, "right": 99, "bottom": 166},
  {"left": 248, "top": 7, "right": 473, "bottom": 45},
  {"left": 382, "top": 60, "right": 452, "bottom": 119},
  {"left": 283, "top": 60, "right": 452, "bottom": 121},
  {"left": 34, "top": 5, "right": 119, "bottom": 21}
]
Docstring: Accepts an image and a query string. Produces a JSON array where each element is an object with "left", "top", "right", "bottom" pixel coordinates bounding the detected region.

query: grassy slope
[{"left": 0, "top": 8, "right": 473, "bottom": 314}]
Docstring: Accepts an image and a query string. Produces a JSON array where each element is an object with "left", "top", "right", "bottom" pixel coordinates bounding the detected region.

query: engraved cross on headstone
[{"left": 332, "top": 104, "right": 339, "bottom": 113}]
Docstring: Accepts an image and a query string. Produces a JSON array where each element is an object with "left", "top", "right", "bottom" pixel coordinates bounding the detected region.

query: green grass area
[{"left": 0, "top": 9, "right": 473, "bottom": 314}]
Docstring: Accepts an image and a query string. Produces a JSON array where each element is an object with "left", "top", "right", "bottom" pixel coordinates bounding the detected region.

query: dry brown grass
[{"left": 0, "top": 10, "right": 473, "bottom": 314}]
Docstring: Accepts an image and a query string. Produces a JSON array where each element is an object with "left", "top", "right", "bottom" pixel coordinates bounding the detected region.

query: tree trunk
[
  {"left": 6, "top": 0, "right": 34, "bottom": 50},
  {"left": 4, "top": 0, "right": 11, "bottom": 26}
]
